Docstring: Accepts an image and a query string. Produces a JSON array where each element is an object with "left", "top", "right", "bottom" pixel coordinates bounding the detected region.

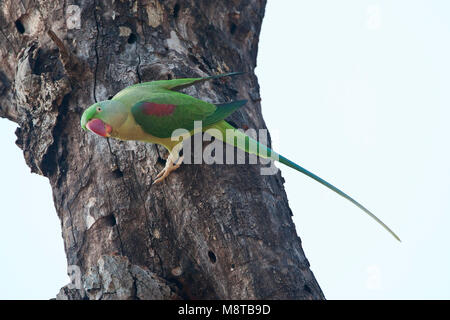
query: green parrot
[{"left": 81, "top": 72, "right": 400, "bottom": 241}]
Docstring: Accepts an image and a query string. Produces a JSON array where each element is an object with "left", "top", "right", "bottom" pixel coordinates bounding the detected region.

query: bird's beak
[{"left": 86, "top": 119, "right": 112, "bottom": 137}]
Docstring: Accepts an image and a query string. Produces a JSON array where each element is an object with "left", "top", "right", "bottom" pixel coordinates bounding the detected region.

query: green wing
[
  {"left": 114, "top": 72, "right": 244, "bottom": 100},
  {"left": 203, "top": 100, "right": 247, "bottom": 124},
  {"left": 131, "top": 91, "right": 247, "bottom": 138},
  {"left": 131, "top": 91, "right": 215, "bottom": 138},
  {"left": 160, "top": 72, "right": 245, "bottom": 91}
]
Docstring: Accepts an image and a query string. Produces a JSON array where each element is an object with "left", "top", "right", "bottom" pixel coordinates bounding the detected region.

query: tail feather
[
  {"left": 207, "top": 121, "right": 401, "bottom": 242},
  {"left": 277, "top": 155, "right": 401, "bottom": 241}
]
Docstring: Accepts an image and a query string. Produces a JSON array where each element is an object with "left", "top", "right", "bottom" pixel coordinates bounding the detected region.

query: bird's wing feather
[
  {"left": 203, "top": 100, "right": 247, "bottom": 124},
  {"left": 114, "top": 72, "right": 244, "bottom": 100},
  {"left": 131, "top": 91, "right": 216, "bottom": 138}
]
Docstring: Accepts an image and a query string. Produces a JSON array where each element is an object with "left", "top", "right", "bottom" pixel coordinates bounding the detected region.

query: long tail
[{"left": 207, "top": 121, "right": 401, "bottom": 242}]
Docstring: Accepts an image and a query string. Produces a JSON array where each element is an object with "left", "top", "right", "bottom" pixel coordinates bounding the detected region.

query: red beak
[{"left": 86, "top": 119, "right": 112, "bottom": 137}]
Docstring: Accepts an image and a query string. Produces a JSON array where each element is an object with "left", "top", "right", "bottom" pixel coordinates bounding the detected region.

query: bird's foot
[{"left": 153, "top": 155, "right": 184, "bottom": 184}]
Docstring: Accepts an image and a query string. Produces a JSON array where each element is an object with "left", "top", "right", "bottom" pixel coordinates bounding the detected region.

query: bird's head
[{"left": 81, "top": 100, "right": 127, "bottom": 138}]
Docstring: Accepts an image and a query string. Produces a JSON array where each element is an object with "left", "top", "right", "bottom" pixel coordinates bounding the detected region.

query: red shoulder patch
[{"left": 141, "top": 102, "right": 176, "bottom": 117}]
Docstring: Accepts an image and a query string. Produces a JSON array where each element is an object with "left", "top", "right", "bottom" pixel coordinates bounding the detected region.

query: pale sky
[{"left": 1, "top": 0, "right": 449, "bottom": 299}]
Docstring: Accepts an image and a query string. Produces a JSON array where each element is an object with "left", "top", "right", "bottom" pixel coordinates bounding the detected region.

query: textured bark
[{"left": 0, "top": 0, "right": 324, "bottom": 299}]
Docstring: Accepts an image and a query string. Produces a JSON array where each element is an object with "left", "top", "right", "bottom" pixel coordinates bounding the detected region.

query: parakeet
[{"left": 81, "top": 72, "right": 400, "bottom": 241}]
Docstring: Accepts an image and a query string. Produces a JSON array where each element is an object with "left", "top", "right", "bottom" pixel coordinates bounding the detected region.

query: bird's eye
[{"left": 96, "top": 106, "right": 102, "bottom": 112}]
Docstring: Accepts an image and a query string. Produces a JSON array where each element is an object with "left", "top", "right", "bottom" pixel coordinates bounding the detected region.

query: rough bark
[{"left": 0, "top": 0, "right": 324, "bottom": 300}]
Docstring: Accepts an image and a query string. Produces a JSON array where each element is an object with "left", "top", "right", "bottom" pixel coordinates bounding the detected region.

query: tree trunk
[{"left": 0, "top": 0, "right": 324, "bottom": 300}]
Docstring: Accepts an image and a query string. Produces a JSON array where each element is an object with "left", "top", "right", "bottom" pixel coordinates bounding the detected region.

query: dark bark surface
[{"left": 0, "top": 0, "right": 324, "bottom": 299}]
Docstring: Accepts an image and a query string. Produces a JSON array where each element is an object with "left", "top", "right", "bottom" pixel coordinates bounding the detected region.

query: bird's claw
[{"left": 153, "top": 156, "right": 184, "bottom": 184}]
